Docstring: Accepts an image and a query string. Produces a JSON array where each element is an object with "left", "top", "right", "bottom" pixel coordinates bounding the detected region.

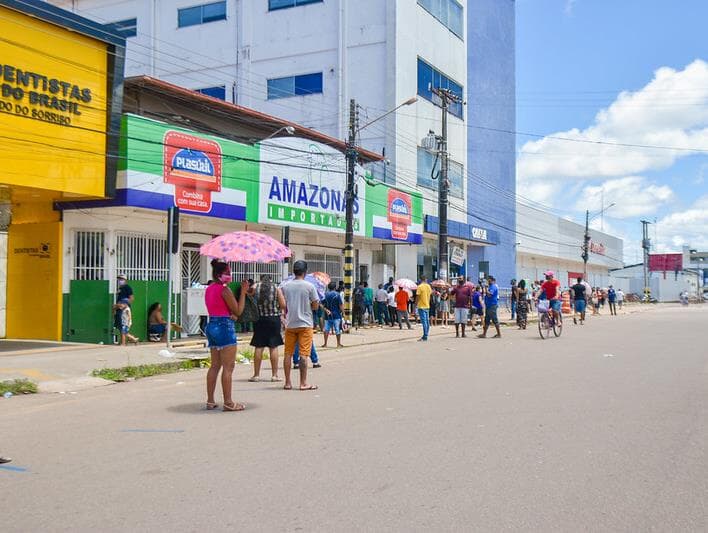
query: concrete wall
[
  {"left": 0, "top": 232, "right": 6, "bottom": 337},
  {"left": 467, "top": 0, "right": 516, "bottom": 286}
]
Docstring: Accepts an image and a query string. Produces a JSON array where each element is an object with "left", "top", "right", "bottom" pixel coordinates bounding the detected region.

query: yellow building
[{"left": 0, "top": 0, "right": 125, "bottom": 340}]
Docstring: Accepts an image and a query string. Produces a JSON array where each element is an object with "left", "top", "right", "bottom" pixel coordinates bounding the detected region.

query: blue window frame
[
  {"left": 267, "top": 72, "right": 323, "bottom": 99},
  {"left": 197, "top": 86, "right": 226, "bottom": 100},
  {"left": 417, "top": 147, "right": 463, "bottom": 198},
  {"left": 178, "top": 1, "right": 226, "bottom": 28},
  {"left": 111, "top": 18, "right": 137, "bottom": 38},
  {"left": 269, "top": 0, "right": 323, "bottom": 11},
  {"left": 418, "top": 0, "right": 464, "bottom": 39},
  {"left": 417, "top": 58, "right": 464, "bottom": 119}
]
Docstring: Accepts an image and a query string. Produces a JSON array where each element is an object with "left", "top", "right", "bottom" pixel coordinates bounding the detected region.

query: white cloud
[
  {"left": 574, "top": 176, "right": 674, "bottom": 218},
  {"left": 564, "top": 0, "right": 577, "bottom": 15},
  {"left": 654, "top": 195, "right": 708, "bottom": 251},
  {"left": 518, "top": 60, "right": 708, "bottom": 181}
]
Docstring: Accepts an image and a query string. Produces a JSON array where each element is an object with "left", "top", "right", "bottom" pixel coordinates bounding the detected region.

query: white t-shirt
[
  {"left": 282, "top": 279, "right": 319, "bottom": 329},
  {"left": 617, "top": 290, "right": 624, "bottom": 302},
  {"left": 387, "top": 292, "right": 396, "bottom": 307}
]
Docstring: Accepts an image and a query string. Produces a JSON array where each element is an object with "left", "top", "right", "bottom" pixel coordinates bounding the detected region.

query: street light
[
  {"left": 259, "top": 125, "right": 296, "bottom": 142},
  {"left": 343, "top": 96, "right": 418, "bottom": 324}
]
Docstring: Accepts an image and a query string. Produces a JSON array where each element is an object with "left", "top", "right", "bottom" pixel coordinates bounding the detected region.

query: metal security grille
[
  {"left": 116, "top": 232, "right": 168, "bottom": 281},
  {"left": 181, "top": 249, "right": 202, "bottom": 289},
  {"left": 304, "top": 252, "right": 343, "bottom": 283},
  {"left": 228, "top": 261, "right": 283, "bottom": 283},
  {"left": 72, "top": 231, "right": 106, "bottom": 280}
]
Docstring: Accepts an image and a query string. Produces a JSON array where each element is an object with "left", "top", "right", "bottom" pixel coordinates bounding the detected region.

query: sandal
[
  {"left": 223, "top": 402, "right": 246, "bottom": 412},
  {"left": 247, "top": 376, "right": 260, "bottom": 382},
  {"left": 206, "top": 402, "right": 218, "bottom": 410},
  {"left": 271, "top": 376, "right": 282, "bottom": 382}
]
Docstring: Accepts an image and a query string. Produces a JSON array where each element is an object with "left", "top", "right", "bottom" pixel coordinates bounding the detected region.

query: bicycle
[{"left": 537, "top": 299, "right": 562, "bottom": 339}]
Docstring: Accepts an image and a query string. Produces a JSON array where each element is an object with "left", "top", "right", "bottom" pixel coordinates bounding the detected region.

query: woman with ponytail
[{"left": 204, "top": 259, "right": 247, "bottom": 411}]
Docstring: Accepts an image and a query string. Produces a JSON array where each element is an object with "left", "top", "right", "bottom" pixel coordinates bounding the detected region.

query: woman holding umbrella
[{"left": 204, "top": 260, "right": 248, "bottom": 411}]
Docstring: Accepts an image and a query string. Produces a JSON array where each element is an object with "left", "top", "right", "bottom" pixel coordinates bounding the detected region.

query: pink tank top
[{"left": 205, "top": 283, "right": 231, "bottom": 317}]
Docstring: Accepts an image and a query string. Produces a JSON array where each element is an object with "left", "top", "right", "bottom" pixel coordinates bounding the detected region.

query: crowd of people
[{"left": 200, "top": 259, "right": 628, "bottom": 411}]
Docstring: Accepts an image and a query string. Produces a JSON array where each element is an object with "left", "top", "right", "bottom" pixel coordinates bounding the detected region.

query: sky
[{"left": 515, "top": 0, "right": 708, "bottom": 263}]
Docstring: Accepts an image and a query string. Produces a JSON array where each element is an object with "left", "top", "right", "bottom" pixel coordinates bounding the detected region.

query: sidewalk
[{"left": 0, "top": 302, "right": 669, "bottom": 392}]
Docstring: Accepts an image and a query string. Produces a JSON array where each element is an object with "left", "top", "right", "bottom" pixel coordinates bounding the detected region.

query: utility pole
[
  {"left": 343, "top": 98, "right": 358, "bottom": 325},
  {"left": 582, "top": 209, "right": 590, "bottom": 278},
  {"left": 641, "top": 219, "right": 651, "bottom": 301},
  {"left": 431, "top": 88, "right": 461, "bottom": 282}
]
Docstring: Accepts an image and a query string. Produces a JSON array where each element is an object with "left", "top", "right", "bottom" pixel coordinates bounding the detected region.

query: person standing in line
[
  {"left": 617, "top": 288, "right": 625, "bottom": 310},
  {"left": 592, "top": 288, "right": 600, "bottom": 315},
  {"left": 248, "top": 274, "right": 286, "bottom": 383},
  {"left": 204, "top": 260, "right": 247, "bottom": 411},
  {"left": 321, "top": 281, "right": 344, "bottom": 349},
  {"left": 416, "top": 276, "right": 432, "bottom": 341},
  {"left": 607, "top": 285, "right": 617, "bottom": 316},
  {"left": 281, "top": 260, "right": 320, "bottom": 391},
  {"left": 387, "top": 286, "right": 397, "bottom": 327},
  {"left": 450, "top": 275, "right": 472, "bottom": 338},
  {"left": 478, "top": 275, "right": 502, "bottom": 339},
  {"left": 384, "top": 276, "right": 394, "bottom": 291},
  {"left": 352, "top": 282, "right": 366, "bottom": 329},
  {"left": 515, "top": 280, "right": 529, "bottom": 329},
  {"left": 375, "top": 283, "right": 389, "bottom": 327},
  {"left": 395, "top": 285, "right": 412, "bottom": 329},
  {"left": 363, "top": 282, "right": 374, "bottom": 327},
  {"left": 471, "top": 284, "right": 484, "bottom": 331},
  {"left": 292, "top": 335, "right": 321, "bottom": 368},
  {"left": 510, "top": 279, "right": 518, "bottom": 321},
  {"left": 570, "top": 276, "right": 587, "bottom": 325},
  {"left": 429, "top": 287, "right": 440, "bottom": 327},
  {"left": 439, "top": 289, "right": 450, "bottom": 329}
]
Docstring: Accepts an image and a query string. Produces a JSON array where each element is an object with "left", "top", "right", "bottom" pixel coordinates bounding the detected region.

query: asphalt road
[{"left": 2, "top": 306, "right": 707, "bottom": 532}]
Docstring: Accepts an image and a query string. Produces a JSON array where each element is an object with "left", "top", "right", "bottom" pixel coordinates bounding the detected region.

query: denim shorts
[
  {"left": 205, "top": 317, "right": 237, "bottom": 349},
  {"left": 550, "top": 299, "right": 562, "bottom": 312},
  {"left": 574, "top": 300, "right": 586, "bottom": 313},
  {"left": 324, "top": 318, "right": 342, "bottom": 335}
]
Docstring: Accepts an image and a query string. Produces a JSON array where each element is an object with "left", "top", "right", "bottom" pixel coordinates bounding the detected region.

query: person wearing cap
[
  {"left": 541, "top": 271, "right": 562, "bottom": 322},
  {"left": 607, "top": 285, "right": 617, "bottom": 316},
  {"left": 116, "top": 273, "right": 133, "bottom": 301},
  {"left": 281, "top": 259, "right": 320, "bottom": 391}
]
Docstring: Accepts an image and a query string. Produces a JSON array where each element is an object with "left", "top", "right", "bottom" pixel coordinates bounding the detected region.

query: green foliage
[
  {"left": 91, "top": 360, "right": 200, "bottom": 382},
  {"left": 0, "top": 379, "right": 38, "bottom": 395}
]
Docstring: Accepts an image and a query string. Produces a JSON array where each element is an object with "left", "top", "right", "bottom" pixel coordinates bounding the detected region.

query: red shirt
[
  {"left": 395, "top": 290, "right": 409, "bottom": 311},
  {"left": 542, "top": 279, "right": 561, "bottom": 300},
  {"left": 450, "top": 285, "right": 473, "bottom": 308}
]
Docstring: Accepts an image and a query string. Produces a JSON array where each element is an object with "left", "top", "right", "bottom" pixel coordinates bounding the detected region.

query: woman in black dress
[
  {"left": 249, "top": 274, "right": 286, "bottom": 382},
  {"left": 516, "top": 279, "right": 529, "bottom": 329}
]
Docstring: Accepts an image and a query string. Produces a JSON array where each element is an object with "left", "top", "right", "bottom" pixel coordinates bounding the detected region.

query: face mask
[
  {"left": 118, "top": 279, "right": 125, "bottom": 286},
  {"left": 219, "top": 273, "right": 232, "bottom": 283}
]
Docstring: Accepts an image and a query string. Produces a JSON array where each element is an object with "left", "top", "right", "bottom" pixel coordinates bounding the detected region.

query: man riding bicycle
[{"left": 541, "top": 270, "right": 562, "bottom": 322}]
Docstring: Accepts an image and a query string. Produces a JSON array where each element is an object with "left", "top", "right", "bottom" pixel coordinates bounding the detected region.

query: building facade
[
  {"left": 0, "top": 0, "right": 125, "bottom": 340},
  {"left": 51, "top": 0, "right": 516, "bottom": 284},
  {"left": 516, "top": 203, "right": 624, "bottom": 288}
]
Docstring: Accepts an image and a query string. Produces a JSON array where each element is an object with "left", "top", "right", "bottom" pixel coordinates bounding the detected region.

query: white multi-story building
[{"left": 52, "top": 0, "right": 512, "bottom": 282}]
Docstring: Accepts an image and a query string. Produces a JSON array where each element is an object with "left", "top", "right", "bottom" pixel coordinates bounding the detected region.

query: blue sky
[{"left": 516, "top": 0, "right": 708, "bottom": 262}]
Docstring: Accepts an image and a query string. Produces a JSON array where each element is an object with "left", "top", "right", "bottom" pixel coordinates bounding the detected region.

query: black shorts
[{"left": 484, "top": 305, "right": 499, "bottom": 326}]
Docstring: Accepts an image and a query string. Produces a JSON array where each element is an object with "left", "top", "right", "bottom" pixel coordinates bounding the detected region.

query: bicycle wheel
[
  {"left": 538, "top": 313, "right": 550, "bottom": 339},
  {"left": 553, "top": 314, "right": 563, "bottom": 337}
]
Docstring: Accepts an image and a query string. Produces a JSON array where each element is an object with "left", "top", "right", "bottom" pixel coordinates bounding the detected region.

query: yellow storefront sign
[{"left": 0, "top": 4, "right": 109, "bottom": 198}]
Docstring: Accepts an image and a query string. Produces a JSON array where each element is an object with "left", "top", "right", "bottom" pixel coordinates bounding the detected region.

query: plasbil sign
[
  {"left": 164, "top": 131, "right": 222, "bottom": 213},
  {"left": 387, "top": 189, "right": 412, "bottom": 240}
]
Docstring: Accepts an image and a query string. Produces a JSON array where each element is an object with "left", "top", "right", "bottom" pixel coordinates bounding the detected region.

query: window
[
  {"left": 267, "top": 72, "right": 323, "bottom": 99},
  {"left": 178, "top": 1, "right": 226, "bottom": 28},
  {"left": 305, "top": 252, "right": 343, "bottom": 284},
  {"left": 111, "top": 18, "right": 137, "bottom": 38},
  {"left": 196, "top": 85, "right": 226, "bottom": 100},
  {"left": 269, "top": 0, "right": 323, "bottom": 11},
  {"left": 417, "top": 58, "right": 464, "bottom": 119},
  {"left": 73, "top": 231, "right": 106, "bottom": 280},
  {"left": 418, "top": 0, "right": 464, "bottom": 39},
  {"left": 417, "top": 147, "right": 463, "bottom": 198},
  {"left": 116, "top": 232, "right": 168, "bottom": 281}
]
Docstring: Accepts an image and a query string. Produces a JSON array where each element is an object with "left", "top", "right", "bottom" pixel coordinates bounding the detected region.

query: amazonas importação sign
[{"left": 0, "top": 5, "right": 117, "bottom": 198}]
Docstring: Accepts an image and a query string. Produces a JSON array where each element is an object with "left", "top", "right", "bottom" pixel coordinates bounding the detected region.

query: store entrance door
[{"left": 181, "top": 247, "right": 203, "bottom": 335}]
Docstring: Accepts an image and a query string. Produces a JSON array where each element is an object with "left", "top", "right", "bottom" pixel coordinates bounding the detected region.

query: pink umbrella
[
  {"left": 395, "top": 278, "right": 418, "bottom": 290},
  {"left": 311, "top": 271, "right": 331, "bottom": 285},
  {"left": 200, "top": 231, "right": 292, "bottom": 263}
]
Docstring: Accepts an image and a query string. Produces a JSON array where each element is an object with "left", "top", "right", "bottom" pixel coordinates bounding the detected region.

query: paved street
[{"left": 1, "top": 305, "right": 707, "bottom": 532}]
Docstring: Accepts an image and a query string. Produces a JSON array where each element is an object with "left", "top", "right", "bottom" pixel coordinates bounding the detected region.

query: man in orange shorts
[{"left": 281, "top": 260, "right": 320, "bottom": 391}]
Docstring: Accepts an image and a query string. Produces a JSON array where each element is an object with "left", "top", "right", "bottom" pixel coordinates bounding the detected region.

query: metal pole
[
  {"left": 166, "top": 207, "right": 179, "bottom": 349},
  {"left": 582, "top": 209, "right": 590, "bottom": 277},
  {"left": 438, "top": 93, "right": 449, "bottom": 282},
  {"left": 641, "top": 220, "right": 651, "bottom": 301},
  {"left": 343, "top": 98, "right": 357, "bottom": 325}
]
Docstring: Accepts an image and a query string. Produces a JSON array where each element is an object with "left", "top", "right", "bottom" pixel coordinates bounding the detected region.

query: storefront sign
[
  {"left": 387, "top": 190, "right": 412, "bottom": 240},
  {"left": 472, "top": 227, "right": 488, "bottom": 241},
  {"left": 13, "top": 242, "right": 50, "bottom": 259},
  {"left": 649, "top": 253, "right": 682, "bottom": 272},
  {"left": 590, "top": 241, "right": 606, "bottom": 255},
  {"left": 259, "top": 138, "right": 365, "bottom": 235},
  {"left": 0, "top": 5, "right": 123, "bottom": 198},
  {"left": 163, "top": 131, "right": 222, "bottom": 213},
  {"left": 450, "top": 246, "right": 466, "bottom": 266}
]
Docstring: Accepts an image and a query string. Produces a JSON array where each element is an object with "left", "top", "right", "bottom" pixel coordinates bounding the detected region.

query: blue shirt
[
  {"left": 484, "top": 283, "right": 499, "bottom": 307},
  {"left": 608, "top": 288, "right": 616, "bottom": 302},
  {"left": 323, "top": 290, "right": 343, "bottom": 320},
  {"left": 472, "top": 291, "right": 483, "bottom": 310}
]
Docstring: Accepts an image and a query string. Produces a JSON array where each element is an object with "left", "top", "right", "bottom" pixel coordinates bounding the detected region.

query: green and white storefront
[{"left": 58, "top": 114, "right": 423, "bottom": 343}]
